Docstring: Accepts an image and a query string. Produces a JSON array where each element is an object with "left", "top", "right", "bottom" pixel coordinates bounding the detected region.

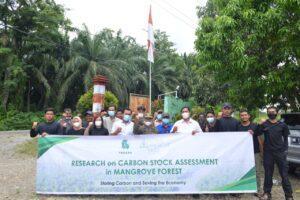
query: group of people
[{"left": 30, "top": 103, "right": 294, "bottom": 200}]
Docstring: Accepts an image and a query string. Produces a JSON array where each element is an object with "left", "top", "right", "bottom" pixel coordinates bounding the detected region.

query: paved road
[{"left": 0, "top": 131, "right": 299, "bottom": 200}]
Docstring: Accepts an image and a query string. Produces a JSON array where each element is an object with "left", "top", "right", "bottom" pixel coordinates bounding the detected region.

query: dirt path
[{"left": 0, "top": 131, "right": 299, "bottom": 200}]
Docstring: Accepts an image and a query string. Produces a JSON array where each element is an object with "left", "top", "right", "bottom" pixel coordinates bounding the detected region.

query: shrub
[
  {"left": 0, "top": 111, "right": 45, "bottom": 131},
  {"left": 76, "top": 89, "right": 119, "bottom": 114}
]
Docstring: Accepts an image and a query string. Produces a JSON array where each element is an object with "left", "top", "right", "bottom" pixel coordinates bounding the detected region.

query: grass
[{"left": 15, "top": 138, "right": 37, "bottom": 157}]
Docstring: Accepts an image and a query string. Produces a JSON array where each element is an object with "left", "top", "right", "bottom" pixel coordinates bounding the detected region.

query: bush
[
  {"left": 76, "top": 89, "right": 119, "bottom": 114},
  {"left": 0, "top": 111, "right": 45, "bottom": 131},
  {"left": 104, "top": 91, "right": 119, "bottom": 110}
]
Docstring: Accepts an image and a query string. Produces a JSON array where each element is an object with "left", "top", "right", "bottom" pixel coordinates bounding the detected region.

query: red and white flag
[{"left": 147, "top": 5, "right": 154, "bottom": 63}]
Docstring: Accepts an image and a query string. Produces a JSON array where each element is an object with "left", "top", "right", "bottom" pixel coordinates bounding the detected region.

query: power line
[
  {"left": 152, "top": 0, "right": 196, "bottom": 30},
  {"left": 160, "top": 0, "right": 195, "bottom": 22}
]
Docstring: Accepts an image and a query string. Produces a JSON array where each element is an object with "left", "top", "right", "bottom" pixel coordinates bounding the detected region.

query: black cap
[
  {"left": 223, "top": 102, "right": 232, "bottom": 109},
  {"left": 162, "top": 113, "right": 170, "bottom": 118},
  {"left": 137, "top": 105, "right": 146, "bottom": 111},
  {"left": 85, "top": 110, "right": 93, "bottom": 116}
]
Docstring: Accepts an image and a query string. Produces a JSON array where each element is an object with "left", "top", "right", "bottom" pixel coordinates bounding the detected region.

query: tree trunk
[{"left": 27, "top": 80, "right": 31, "bottom": 112}]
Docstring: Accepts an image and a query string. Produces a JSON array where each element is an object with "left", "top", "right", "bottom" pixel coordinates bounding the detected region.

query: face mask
[
  {"left": 145, "top": 121, "right": 152, "bottom": 126},
  {"left": 95, "top": 121, "right": 102, "bottom": 127},
  {"left": 123, "top": 115, "right": 132, "bottom": 122},
  {"left": 207, "top": 117, "right": 215, "bottom": 124},
  {"left": 108, "top": 111, "right": 115, "bottom": 117},
  {"left": 267, "top": 113, "right": 277, "bottom": 120},
  {"left": 137, "top": 113, "right": 144, "bottom": 118},
  {"left": 156, "top": 114, "right": 162, "bottom": 120},
  {"left": 73, "top": 122, "right": 81, "bottom": 128},
  {"left": 162, "top": 118, "right": 169, "bottom": 124},
  {"left": 182, "top": 112, "right": 190, "bottom": 119}
]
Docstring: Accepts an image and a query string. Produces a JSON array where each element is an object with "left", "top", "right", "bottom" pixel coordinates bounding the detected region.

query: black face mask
[{"left": 267, "top": 113, "right": 277, "bottom": 120}]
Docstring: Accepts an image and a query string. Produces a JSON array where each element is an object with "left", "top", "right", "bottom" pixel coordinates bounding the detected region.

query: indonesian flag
[{"left": 147, "top": 5, "right": 154, "bottom": 63}]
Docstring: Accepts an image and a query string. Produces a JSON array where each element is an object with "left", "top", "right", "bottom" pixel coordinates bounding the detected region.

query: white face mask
[
  {"left": 145, "top": 121, "right": 152, "bottom": 126},
  {"left": 207, "top": 117, "right": 215, "bottom": 124},
  {"left": 182, "top": 112, "right": 190, "bottom": 119},
  {"left": 137, "top": 113, "right": 144, "bottom": 118},
  {"left": 73, "top": 122, "right": 81, "bottom": 128},
  {"left": 95, "top": 121, "right": 102, "bottom": 127}
]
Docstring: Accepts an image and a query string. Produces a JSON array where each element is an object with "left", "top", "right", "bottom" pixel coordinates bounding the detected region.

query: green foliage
[
  {"left": 76, "top": 89, "right": 119, "bottom": 114},
  {"left": 104, "top": 91, "right": 119, "bottom": 109},
  {"left": 0, "top": 110, "right": 44, "bottom": 131},
  {"left": 76, "top": 88, "right": 93, "bottom": 114},
  {"left": 196, "top": 0, "right": 300, "bottom": 111}
]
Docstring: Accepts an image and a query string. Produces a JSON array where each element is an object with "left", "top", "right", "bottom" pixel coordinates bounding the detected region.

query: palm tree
[{"left": 57, "top": 26, "right": 143, "bottom": 107}]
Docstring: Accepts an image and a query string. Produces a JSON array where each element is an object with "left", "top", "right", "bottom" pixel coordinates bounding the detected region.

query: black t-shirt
[
  {"left": 89, "top": 126, "right": 109, "bottom": 136},
  {"left": 207, "top": 124, "right": 217, "bottom": 132},
  {"left": 66, "top": 128, "right": 85, "bottom": 135},
  {"left": 238, "top": 123, "right": 260, "bottom": 153},
  {"left": 215, "top": 117, "right": 239, "bottom": 132},
  {"left": 257, "top": 120, "right": 290, "bottom": 152},
  {"left": 30, "top": 121, "right": 63, "bottom": 137}
]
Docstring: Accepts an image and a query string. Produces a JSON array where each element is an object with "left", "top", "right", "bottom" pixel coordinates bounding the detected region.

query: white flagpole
[{"left": 149, "top": 61, "right": 152, "bottom": 114}]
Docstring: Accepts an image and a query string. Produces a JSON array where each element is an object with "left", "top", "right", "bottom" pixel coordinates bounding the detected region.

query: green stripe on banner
[
  {"left": 215, "top": 167, "right": 257, "bottom": 191},
  {"left": 38, "top": 137, "right": 77, "bottom": 158}
]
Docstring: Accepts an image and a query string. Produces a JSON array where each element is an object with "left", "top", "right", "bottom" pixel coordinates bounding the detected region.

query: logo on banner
[{"left": 122, "top": 139, "right": 129, "bottom": 149}]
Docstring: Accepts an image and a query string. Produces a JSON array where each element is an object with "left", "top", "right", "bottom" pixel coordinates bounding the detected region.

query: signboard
[{"left": 36, "top": 133, "right": 257, "bottom": 194}]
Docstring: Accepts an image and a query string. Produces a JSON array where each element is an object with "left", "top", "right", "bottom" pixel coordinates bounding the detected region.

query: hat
[
  {"left": 162, "top": 113, "right": 170, "bottom": 118},
  {"left": 157, "top": 110, "right": 163, "bottom": 114},
  {"left": 144, "top": 114, "right": 153, "bottom": 119},
  {"left": 137, "top": 105, "right": 146, "bottom": 111},
  {"left": 85, "top": 110, "right": 93, "bottom": 116},
  {"left": 223, "top": 102, "right": 232, "bottom": 109}
]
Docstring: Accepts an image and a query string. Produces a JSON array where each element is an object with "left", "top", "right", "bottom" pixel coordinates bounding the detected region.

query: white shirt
[
  {"left": 111, "top": 120, "right": 134, "bottom": 136},
  {"left": 171, "top": 118, "right": 203, "bottom": 134},
  {"left": 103, "top": 116, "right": 121, "bottom": 134}
]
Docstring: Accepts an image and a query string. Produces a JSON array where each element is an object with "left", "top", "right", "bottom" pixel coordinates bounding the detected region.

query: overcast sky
[{"left": 55, "top": 0, "right": 207, "bottom": 54}]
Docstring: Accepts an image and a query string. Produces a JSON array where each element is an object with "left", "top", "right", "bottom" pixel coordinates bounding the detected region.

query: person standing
[
  {"left": 215, "top": 103, "right": 239, "bottom": 132},
  {"left": 82, "top": 110, "right": 93, "bottom": 128},
  {"left": 156, "top": 113, "right": 173, "bottom": 134},
  {"left": 111, "top": 108, "right": 134, "bottom": 136},
  {"left": 66, "top": 116, "right": 85, "bottom": 135},
  {"left": 58, "top": 108, "right": 73, "bottom": 132},
  {"left": 238, "top": 109, "right": 263, "bottom": 196},
  {"left": 116, "top": 109, "right": 123, "bottom": 120},
  {"left": 205, "top": 111, "right": 217, "bottom": 132},
  {"left": 84, "top": 116, "right": 109, "bottom": 136},
  {"left": 134, "top": 114, "right": 157, "bottom": 135},
  {"left": 103, "top": 105, "right": 121, "bottom": 134},
  {"left": 136, "top": 105, "right": 146, "bottom": 120},
  {"left": 171, "top": 107, "right": 203, "bottom": 135},
  {"left": 257, "top": 106, "right": 294, "bottom": 200},
  {"left": 198, "top": 113, "right": 207, "bottom": 132},
  {"left": 154, "top": 110, "right": 163, "bottom": 127},
  {"left": 30, "top": 108, "right": 63, "bottom": 137}
]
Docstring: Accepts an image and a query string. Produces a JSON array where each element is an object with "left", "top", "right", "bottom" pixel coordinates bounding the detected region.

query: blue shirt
[{"left": 156, "top": 124, "right": 173, "bottom": 134}]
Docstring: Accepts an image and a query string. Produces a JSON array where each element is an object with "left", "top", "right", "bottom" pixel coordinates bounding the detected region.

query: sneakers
[
  {"left": 260, "top": 193, "right": 272, "bottom": 200},
  {"left": 285, "top": 196, "right": 294, "bottom": 200}
]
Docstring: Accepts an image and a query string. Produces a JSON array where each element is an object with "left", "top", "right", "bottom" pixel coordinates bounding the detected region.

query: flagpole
[{"left": 149, "top": 61, "right": 152, "bottom": 114}]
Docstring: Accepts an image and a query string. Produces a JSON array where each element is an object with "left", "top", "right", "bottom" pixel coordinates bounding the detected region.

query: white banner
[{"left": 36, "top": 132, "right": 257, "bottom": 194}]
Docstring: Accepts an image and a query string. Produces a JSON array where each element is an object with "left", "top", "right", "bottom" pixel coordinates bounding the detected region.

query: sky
[{"left": 55, "top": 0, "right": 207, "bottom": 54}]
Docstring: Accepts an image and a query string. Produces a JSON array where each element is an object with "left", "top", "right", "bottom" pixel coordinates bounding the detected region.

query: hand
[
  {"left": 116, "top": 127, "right": 122, "bottom": 133},
  {"left": 248, "top": 130, "right": 254, "bottom": 135},
  {"left": 32, "top": 122, "right": 38, "bottom": 129},
  {"left": 41, "top": 132, "right": 48, "bottom": 137},
  {"left": 62, "top": 122, "right": 67, "bottom": 127},
  {"left": 112, "top": 127, "right": 122, "bottom": 135},
  {"left": 172, "top": 126, "right": 178, "bottom": 133},
  {"left": 205, "top": 126, "right": 209, "bottom": 132}
]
